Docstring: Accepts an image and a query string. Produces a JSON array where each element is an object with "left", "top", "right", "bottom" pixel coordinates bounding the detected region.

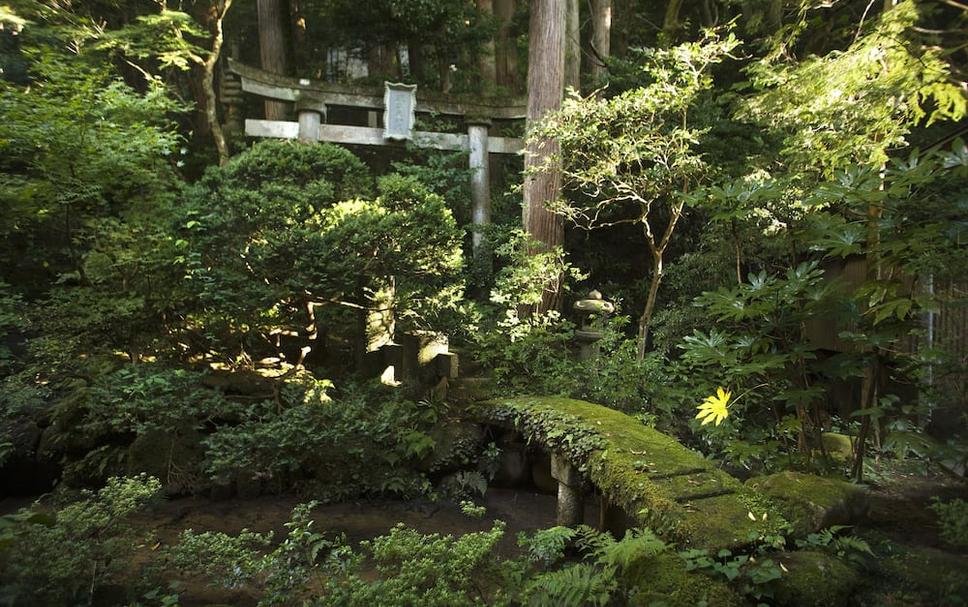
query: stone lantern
[{"left": 573, "top": 290, "right": 615, "bottom": 361}]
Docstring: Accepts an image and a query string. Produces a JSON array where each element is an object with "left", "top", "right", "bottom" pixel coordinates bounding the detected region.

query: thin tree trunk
[
  {"left": 637, "top": 255, "right": 664, "bottom": 359},
  {"left": 478, "top": 0, "right": 498, "bottom": 86},
  {"left": 611, "top": 0, "right": 630, "bottom": 57},
  {"left": 409, "top": 41, "right": 426, "bottom": 82},
  {"left": 205, "top": 0, "right": 233, "bottom": 165},
  {"left": 637, "top": 200, "right": 685, "bottom": 358},
  {"left": 523, "top": 0, "right": 566, "bottom": 315},
  {"left": 258, "top": 0, "right": 292, "bottom": 120},
  {"left": 662, "top": 0, "right": 685, "bottom": 43},
  {"left": 565, "top": 0, "right": 580, "bottom": 92},
  {"left": 494, "top": 0, "right": 518, "bottom": 89},
  {"left": 587, "top": 0, "right": 611, "bottom": 88}
]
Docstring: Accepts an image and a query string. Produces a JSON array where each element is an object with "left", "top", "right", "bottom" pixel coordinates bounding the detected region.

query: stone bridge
[{"left": 470, "top": 396, "right": 865, "bottom": 550}]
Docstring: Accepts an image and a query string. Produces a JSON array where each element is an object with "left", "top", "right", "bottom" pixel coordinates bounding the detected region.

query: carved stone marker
[{"left": 383, "top": 82, "right": 417, "bottom": 141}]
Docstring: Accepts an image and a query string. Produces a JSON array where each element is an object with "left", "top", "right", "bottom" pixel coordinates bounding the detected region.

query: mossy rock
[
  {"left": 475, "top": 397, "right": 785, "bottom": 549},
  {"left": 867, "top": 537, "right": 968, "bottom": 606},
  {"left": 821, "top": 432, "right": 854, "bottom": 462},
  {"left": 773, "top": 550, "right": 859, "bottom": 607},
  {"left": 745, "top": 472, "right": 868, "bottom": 537},
  {"left": 625, "top": 553, "right": 744, "bottom": 607},
  {"left": 126, "top": 427, "right": 206, "bottom": 494},
  {"left": 419, "top": 420, "right": 484, "bottom": 474}
]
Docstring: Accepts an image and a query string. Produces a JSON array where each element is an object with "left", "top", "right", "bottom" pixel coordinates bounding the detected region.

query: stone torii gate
[{"left": 221, "top": 59, "right": 526, "bottom": 254}]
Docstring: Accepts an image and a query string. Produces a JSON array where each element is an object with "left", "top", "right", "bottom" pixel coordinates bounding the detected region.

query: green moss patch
[
  {"left": 475, "top": 396, "right": 784, "bottom": 549},
  {"left": 625, "top": 553, "right": 745, "bottom": 607},
  {"left": 773, "top": 550, "right": 860, "bottom": 607},
  {"left": 745, "top": 471, "right": 868, "bottom": 537}
]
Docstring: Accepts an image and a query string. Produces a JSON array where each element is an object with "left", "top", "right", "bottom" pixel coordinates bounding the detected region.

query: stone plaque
[{"left": 383, "top": 82, "right": 417, "bottom": 141}]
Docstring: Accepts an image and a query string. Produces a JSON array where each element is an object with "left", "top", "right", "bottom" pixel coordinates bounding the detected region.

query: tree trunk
[
  {"left": 408, "top": 41, "right": 426, "bottom": 82},
  {"left": 478, "top": 0, "right": 498, "bottom": 86},
  {"left": 494, "top": 0, "right": 519, "bottom": 89},
  {"left": 367, "top": 44, "right": 398, "bottom": 79},
  {"left": 205, "top": 0, "right": 233, "bottom": 165},
  {"left": 611, "top": 0, "right": 630, "bottom": 57},
  {"left": 587, "top": 0, "right": 611, "bottom": 88},
  {"left": 637, "top": 200, "right": 685, "bottom": 358},
  {"left": 257, "top": 0, "right": 291, "bottom": 120},
  {"left": 565, "top": 0, "right": 580, "bottom": 92},
  {"left": 523, "top": 0, "right": 566, "bottom": 315},
  {"left": 662, "top": 0, "right": 685, "bottom": 44},
  {"left": 637, "top": 254, "right": 664, "bottom": 359}
]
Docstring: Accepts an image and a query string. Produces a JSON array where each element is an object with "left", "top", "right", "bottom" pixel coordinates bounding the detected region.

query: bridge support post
[
  {"left": 467, "top": 119, "right": 492, "bottom": 256},
  {"left": 551, "top": 451, "right": 583, "bottom": 526}
]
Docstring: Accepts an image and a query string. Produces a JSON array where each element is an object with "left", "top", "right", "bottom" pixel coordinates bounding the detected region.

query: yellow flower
[{"left": 696, "top": 387, "right": 732, "bottom": 426}]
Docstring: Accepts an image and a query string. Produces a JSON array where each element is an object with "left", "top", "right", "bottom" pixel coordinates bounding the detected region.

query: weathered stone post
[
  {"left": 467, "top": 118, "right": 492, "bottom": 255},
  {"left": 295, "top": 94, "right": 326, "bottom": 142},
  {"left": 573, "top": 290, "right": 614, "bottom": 361},
  {"left": 551, "top": 451, "right": 583, "bottom": 526}
]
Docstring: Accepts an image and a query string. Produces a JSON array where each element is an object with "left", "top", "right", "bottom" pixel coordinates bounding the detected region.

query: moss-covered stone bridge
[{"left": 470, "top": 396, "right": 865, "bottom": 551}]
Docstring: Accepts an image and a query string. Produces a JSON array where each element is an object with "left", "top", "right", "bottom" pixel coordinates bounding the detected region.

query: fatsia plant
[
  {"left": 530, "top": 28, "right": 740, "bottom": 358},
  {"left": 680, "top": 261, "right": 839, "bottom": 458}
]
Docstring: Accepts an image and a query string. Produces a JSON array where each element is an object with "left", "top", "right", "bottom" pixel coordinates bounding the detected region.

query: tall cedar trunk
[
  {"left": 478, "top": 0, "right": 498, "bottom": 86},
  {"left": 258, "top": 0, "right": 291, "bottom": 120},
  {"left": 409, "top": 40, "right": 426, "bottom": 82},
  {"left": 368, "top": 44, "right": 399, "bottom": 79},
  {"left": 289, "top": 0, "right": 308, "bottom": 74},
  {"left": 565, "top": 0, "right": 580, "bottom": 92},
  {"left": 494, "top": 0, "right": 519, "bottom": 89},
  {"left": 523, "top": 0, "right": 566, "bottom": 315},
  {"left": 588, "top": 0, "right": 611, "bottom": 88}
]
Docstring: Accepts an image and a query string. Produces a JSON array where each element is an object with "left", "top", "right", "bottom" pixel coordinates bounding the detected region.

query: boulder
[
  {"left": 774, "top": 550, "right": 860, "bottom": 607},
  {"left": 419, "top": 420, "right": 484, "bottom": 474},
  {"left": 745, "top": 472, "right": 868, "bottom": 536}
]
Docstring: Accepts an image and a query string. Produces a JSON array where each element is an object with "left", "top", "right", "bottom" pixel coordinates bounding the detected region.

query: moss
[
  {"left": 773, "top": 550, "right": 859, "bottom": 607},
  {"left": 865, "top": 535, "right": 968, "bottom": 606},
  {"left": 624, "top": 553, "right": 744, "bottom": 607},
  {"left": 821, "top": 432, "right": 854, "bottom": 462},
  {"left": 475, "top": 397, "right": 784, "bottom": 549},
  {"left": 745, "top": 471, "right": 868, "bottom": 536}
]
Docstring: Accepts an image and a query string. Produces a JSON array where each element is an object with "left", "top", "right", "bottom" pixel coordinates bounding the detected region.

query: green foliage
[
  {"left": 167, "top": 528, "right": 271, "bottom": 589},
  {"left": 523, "top": 563, "right": 614, "bottom": 607},
  {"left": 204, "top": 378, "right": 434, "bottom": 498},
  {"left": 930, "top": 498, "right": 968, "bottom": 549},
  {"left": 323, "top": 521, "right": 514, "bottom": 607},
  {"left": 521, "top": 526, "right": 576, "bottom": 565},
  {"left": 0, "top": 475, "right": 162, "bottom": 606},
  {"left": 180, "top": 142, "right": 463, "bottom": 359},
  {"left": 745, "top": 1, "right": 966, "bottom": 175},
  {"left": 795, "top": 526, "right": 875, "bottom": 564}
]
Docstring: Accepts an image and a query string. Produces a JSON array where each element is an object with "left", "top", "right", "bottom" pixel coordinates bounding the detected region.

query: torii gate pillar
[
  {"left": 467, "top": 118, "right": 492, "bottom": 256},
  {"left": 295, "top": 95, "right": 326, "bottom": 142}
]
